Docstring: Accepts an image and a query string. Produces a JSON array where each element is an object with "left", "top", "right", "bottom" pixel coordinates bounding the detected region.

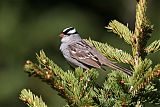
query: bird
[{"left": 59, "top": 27, "right": 132, "bottom": 76}]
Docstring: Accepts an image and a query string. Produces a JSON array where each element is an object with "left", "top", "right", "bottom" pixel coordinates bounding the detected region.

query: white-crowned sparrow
[{"left": 59, "top": 27, "right": 132, "bottom": 76}]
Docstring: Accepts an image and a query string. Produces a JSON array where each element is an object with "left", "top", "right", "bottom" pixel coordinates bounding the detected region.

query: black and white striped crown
[{"left": 62, "top": 27, "right": 78, "bottom": 35}]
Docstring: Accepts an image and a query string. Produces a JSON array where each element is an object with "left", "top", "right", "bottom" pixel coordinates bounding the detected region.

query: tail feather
[{"left": 104, "top": 61, "right": 133, "bottom": 76}]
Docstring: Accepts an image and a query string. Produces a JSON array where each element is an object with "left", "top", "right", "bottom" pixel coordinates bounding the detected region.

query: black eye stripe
[
  {"left": 62, "top": 27, "right": 79, "bottom": 35},
  {"left": 63, "top": 27, "right": 74, "bottom": 34}
]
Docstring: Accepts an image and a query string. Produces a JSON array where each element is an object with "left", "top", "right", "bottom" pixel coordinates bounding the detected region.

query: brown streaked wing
[{"left": 68, "top": 41, "right": 101, "bottom": 68}]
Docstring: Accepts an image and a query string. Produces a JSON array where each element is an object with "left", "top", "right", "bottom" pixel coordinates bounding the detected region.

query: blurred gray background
[{"left": 0, "top": 0, "right": 160, "bottom": 106}]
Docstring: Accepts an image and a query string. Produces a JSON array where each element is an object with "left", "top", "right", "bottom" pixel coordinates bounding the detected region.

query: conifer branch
[
  {"left": 131, "top": 64, "right": 160, "bottom": 95},
  {"left": 145, "top": 40, "right": 160, "bottom": 54},
  {"left": 129, "top": 65, "right": 160, "bottom": 105},
  {"left": 134, "top": 0, "right": 147, "bottom": 37},
  {"left": 131, "top": 58, "right": 152, "bottom": 85},
  {"left": 132, "top": 0, "right": 153, "bottom": 61},
  {"left": 97, "top": 71, "right": 132, "bottom": 106},
  {"left": 19, "top": 89, "right": 47, "bottom": 107},
  {"left": 24, "top": 50, "right": 99, "bottom": 106},
  {"left": 106, "top": 20, "right": 132, "bottom": 44},
  {"left": 24, "top": 60, "right": 67, "bottom": 97},
  {"left": 85, "top": 39, "right": 134, "bottom": 65}
]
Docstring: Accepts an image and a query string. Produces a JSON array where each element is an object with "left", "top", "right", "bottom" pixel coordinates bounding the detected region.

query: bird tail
[{"left": 104, "top": 61, "right": 133, "bottom": 76}]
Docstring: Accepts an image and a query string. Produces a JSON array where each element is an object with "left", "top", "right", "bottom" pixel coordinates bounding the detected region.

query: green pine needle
[
  {"left": 145, "top": 40, "right": 160, "bottom": 54},
  {"left": 131, "top": 58, "right": 152, "bottom": 86},
  {"left": 97, "top": 71, "right": 132, "bottom": 106},
  {"left": 106, "top": 20, "right": 132, "bottom": 45},
  {"left": 19, "top": 89, "right": 47, "bottom": 107}
]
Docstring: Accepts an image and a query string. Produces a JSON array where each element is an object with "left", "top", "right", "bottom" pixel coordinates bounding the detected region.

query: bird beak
[{"left": 59, "top": 33, "right": 64, "bottom": 38}]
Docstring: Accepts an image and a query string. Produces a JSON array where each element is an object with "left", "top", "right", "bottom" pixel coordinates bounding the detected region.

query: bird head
[{"left": 59, "top": 27, "right": 81, "bottom": 43}]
